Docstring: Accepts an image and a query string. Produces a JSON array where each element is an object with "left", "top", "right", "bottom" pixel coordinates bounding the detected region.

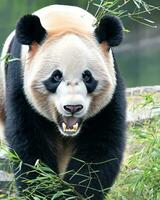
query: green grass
[{"left": 107, "top": 116, "right": 160, "bottom": 200}]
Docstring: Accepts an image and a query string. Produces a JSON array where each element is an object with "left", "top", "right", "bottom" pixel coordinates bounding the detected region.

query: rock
[
  {"left": 126, "top": 85, "right": 160, "bottom": 96},
  {"left": 0, "top": 170, "right": 13, "bottom": 190},
  {"left": 126, "top": 86, "right": 160, "bottom": 123}
]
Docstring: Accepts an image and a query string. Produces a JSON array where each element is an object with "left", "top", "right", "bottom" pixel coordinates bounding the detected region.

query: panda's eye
[
  {"left": 43, "top": 70, "right": 63, "bottom": 93},
  {"left": 82, "top": 70, "right": 98, "bottom": 93},
  {"left": 51, "top": 70, "right": 63, "bottom": 82},
  {"left": 82, "top": 70, "right": 92, "bottom": 83}
]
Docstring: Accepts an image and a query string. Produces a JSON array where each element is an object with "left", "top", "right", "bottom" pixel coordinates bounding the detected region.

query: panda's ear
[
  {"left": 95, "top": 14, "right": 123, "bottom": 47},
  {"left": 16, "top": 14, "right": 46, "bottom": 45}
]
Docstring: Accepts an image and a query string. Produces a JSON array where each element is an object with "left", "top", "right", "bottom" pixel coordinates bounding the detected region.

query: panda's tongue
[{"left": 63, "top": 117, "right": 78, "bottom": 129}]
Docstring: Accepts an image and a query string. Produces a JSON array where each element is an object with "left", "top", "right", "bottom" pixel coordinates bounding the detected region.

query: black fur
[
  {"left": 95, "top": 14, "right": 123, "bottom": 46},
  {"left": 5, "top": 35, "right": 126, "bottom": 200},
  {"left": 44, "top": 70, "right": 63, "bottom": 93},
  {"left": 82, "top": 70, "right": 98, "bottom": 93},
  {"left": 16, "top": 15, "right": 46, "bottom": 45}
]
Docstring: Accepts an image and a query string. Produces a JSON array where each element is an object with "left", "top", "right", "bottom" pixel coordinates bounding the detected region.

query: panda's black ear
[
  {"left": 16, "top": 14, "right": 46, "bottom": 45},
  {"left": 95, "top": 14, "right": 123, "bottom": 47}
]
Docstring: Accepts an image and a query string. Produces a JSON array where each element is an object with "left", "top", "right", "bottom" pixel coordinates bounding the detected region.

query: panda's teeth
[
  {"left": 62, "top": 122, "right": 78, "bottom": 133},
  {"left": 66, "top": 128, "right": 75, "bottom": 132},
  {"left": 62, "top": 122, "right": 66, "bottom": 132},
  {"left": 73, "top": 123, "right": 78, "bottom": 131}
]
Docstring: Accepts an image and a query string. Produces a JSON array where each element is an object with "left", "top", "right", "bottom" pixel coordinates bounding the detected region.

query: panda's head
[{"left": 16, "top": 13, "right": 123, "bottom": 137}]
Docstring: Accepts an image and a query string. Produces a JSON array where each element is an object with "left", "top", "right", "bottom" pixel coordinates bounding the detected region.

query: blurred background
[{"left": 0, "top": 0, "right": 159, "bottom": 87}]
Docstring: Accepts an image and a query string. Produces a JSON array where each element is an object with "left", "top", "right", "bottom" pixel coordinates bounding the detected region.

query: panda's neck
[{"left": 55, "top": 136, "right": 76, "bottom": 177}]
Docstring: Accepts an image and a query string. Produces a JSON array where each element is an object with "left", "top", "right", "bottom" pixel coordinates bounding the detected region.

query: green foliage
[
  {"left": 0, "top": 147, "right": 110, "bottom": 200},
  {"left": 0, "top": 54, "right": 20, "bottom": 64},
  {"left": 88, "top": 0, "right": 160, "bottom": 28},
  {"left": 107, "top": 93, "right": 160, "bottom": 200},
  {"left": 17, "top": 160, "right": 84, "bottom": 200},
  {"left": 107, "top": 116, "right": 160, "bottom": 200}
]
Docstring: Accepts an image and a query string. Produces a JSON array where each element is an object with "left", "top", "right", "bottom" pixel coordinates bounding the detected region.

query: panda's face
[{"left": 23, "top": 34, "right": 116, "bottom": 137}]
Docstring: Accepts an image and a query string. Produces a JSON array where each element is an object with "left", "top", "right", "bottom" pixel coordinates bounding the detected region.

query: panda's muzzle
[
  {"left": 57, "top": 114, "right": 82, "bottom": 136},
  {"left": 62, "top": 117, "right": 81, "bottom": 133},
  {"left": 57, "top": 105, "right": 84, "bottom": 136}
]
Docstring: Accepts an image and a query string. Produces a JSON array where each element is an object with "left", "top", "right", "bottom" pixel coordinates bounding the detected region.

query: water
[{"left": 115, "top": 24, "right": 160, "bottom": 87}]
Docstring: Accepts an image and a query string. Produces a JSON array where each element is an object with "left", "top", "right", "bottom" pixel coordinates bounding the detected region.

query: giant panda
[{"left": 0, "top": 5, "right": 126, "bottom": 200}]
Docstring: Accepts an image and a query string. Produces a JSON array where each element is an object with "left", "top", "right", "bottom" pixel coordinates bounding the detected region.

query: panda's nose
[{"left": 64, "top": 105, "right": 83, "bottom": 114}]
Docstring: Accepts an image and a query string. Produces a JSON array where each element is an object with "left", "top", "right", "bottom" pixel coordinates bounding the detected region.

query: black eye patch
[
  {"left": 82, "top": 70, "right": 98, "bottom": 93},
  {"left": 43, "top": 70, "right": 63, "bottom": 93}
]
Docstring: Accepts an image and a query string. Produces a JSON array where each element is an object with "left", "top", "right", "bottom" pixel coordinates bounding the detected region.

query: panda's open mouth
[{"left": 57, "top": 115, "right": 82, "bottom": 136}]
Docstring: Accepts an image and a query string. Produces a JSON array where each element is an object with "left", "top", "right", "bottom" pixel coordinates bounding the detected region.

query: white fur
[
  {"left": 23, "top": 33, "right": 115, "bottom": 123},
  {"left": 33, "top": 4, "right": 96, "bottom": 32}
]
